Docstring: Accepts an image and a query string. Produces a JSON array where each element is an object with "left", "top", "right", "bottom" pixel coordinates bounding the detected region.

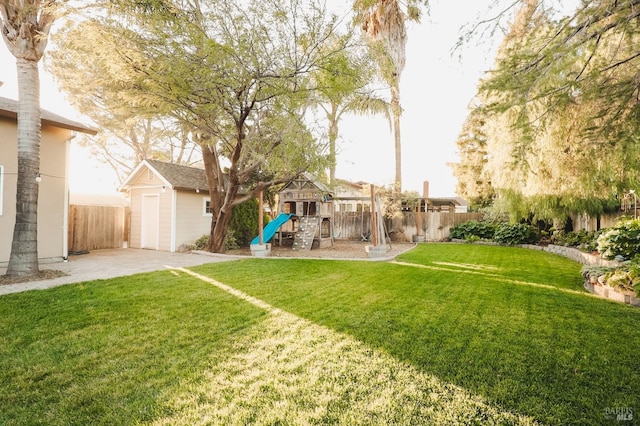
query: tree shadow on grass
[{"left": 191, "top": 257, "right": 640, "bottom": 426}]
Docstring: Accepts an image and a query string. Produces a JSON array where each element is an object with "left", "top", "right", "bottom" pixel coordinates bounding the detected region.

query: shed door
[{"left": 141, "top": 194, "right": 159, "bottom": 250}]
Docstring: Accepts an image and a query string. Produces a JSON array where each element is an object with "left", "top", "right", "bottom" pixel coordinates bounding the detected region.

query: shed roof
[
  {"left": 0, "top": 96, "right": 97, "bottom": 135},
  {"left": 146, "top": 159, "right": 209, "bottom": 192},
  {"left": 119, "top": 159, "right": 210, "bottom": 193}
]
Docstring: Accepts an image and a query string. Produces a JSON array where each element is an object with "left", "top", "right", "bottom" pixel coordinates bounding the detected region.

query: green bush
[
  {"left": 449, "top": 220, "right": 496, "bottom": 241},
  {"left": 596, "top": 219, "right": 640, "bottom": 260},
  {"left": 228, "top": 199, "right": 270, "bottom": 247},
  {"left": 192, "top": 234, "right": 210, "bottom": 251},
  {"left": 493, "top": 223, "right": 541, "bottom": 245},
  {"left": 627, "top": 257, "right": 640, "bottom": 296},
  {"left": 191, "top": 229, "right": 239, "bottom": 251},
  {"left": 551, "top": 229, "right": 600, "bottom": 252}
]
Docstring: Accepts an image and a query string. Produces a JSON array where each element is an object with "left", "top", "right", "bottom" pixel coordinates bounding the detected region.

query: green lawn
[{"left": 1, "top": 244, "right": 638, "bottom": 425}]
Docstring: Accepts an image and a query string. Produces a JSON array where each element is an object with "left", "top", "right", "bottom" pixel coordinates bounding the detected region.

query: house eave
[{"left": 0, "top": 96, "right": 97, "bottom": 135}]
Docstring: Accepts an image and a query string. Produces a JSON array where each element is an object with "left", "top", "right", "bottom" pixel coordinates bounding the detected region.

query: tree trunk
[
  {"left": 328, "top": 103, "right": 339, "bottom": 187},
  {"left": 6, "top": 57, "right": 41, "bottom": 277},
  {"left": 391, "top": 82, "right": 402, "bottom": 194}
]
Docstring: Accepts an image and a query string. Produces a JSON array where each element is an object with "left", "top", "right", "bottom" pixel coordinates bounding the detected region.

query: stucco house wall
[{"left": 1, "top": 97, "right": 96, "bottom": 266}]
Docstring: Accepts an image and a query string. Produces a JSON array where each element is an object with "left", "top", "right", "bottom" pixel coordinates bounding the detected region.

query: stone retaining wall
[
  {"left": 584, "top": 280, "right": 640, "bottom": 307},
  {"left": 519, "top": 244, "right": 620, "bottom": 267}
]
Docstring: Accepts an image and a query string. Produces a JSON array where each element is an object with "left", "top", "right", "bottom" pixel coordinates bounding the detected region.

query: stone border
[
  {"left": 583, "top": 279, "right": 640, "bottom": 307},
  {"left": 519, "top": 244, "right": 620, "bottom": 267}
]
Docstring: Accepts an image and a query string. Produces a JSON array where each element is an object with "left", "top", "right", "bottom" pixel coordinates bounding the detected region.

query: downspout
[
  {"left": 62, "top": 132, "right": 76, "bottom": 261},
  {"left": 170, "top": 188, "right": 177, "bottom": 252}
]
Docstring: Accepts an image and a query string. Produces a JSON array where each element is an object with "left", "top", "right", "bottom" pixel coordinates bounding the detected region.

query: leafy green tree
[
  {"left": 449, "top": 103, "right": 494, "bottom": 208},
  {"left": 1, "top": 0, "right": 61, "bottom": 277},
  {"left": 308, "top": 38, "right": 390, "bottom": 187},
  {"left": 47, "top": 20, "right": 201, "bottom": 182},
  {"left": 352, "top": 0, "right": 428, "bottom": 194},
  {"left": 77, "top": 0, "right": 347, "bottom": 252},
  {"left": 458, "top": 0, "right": 635, "bottom": 222}
]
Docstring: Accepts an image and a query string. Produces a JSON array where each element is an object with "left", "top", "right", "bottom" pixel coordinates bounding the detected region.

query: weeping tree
[
  {"left": 1, "top": 0, "right": 63, "bottom": 277},
  {"left": 456, "top": 0, "right": 640, "bottom": 222},
  {"left": 352, "top": 0, "right": 428, "bottom": 194},
  {"left": 77, "top": 0, "right": 350, "bottom": 252}
]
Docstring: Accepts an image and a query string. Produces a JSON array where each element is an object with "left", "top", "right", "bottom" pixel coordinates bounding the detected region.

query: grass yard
[{"left": 1, "top": 243, "right": 639, "bottom": 425}]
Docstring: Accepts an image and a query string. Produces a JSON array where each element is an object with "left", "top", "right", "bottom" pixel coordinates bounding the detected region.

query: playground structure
[
  {"left": 279, "top": 173, "right": 333, "bottom": 251},
  {"left": 252, "top": 173, "right": 334, "bottom": 251}
]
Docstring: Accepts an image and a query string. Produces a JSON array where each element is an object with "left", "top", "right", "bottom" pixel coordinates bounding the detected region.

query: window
[
  {"left": 203, "top": 198, "right": 213, "bottom": 216},
  {"left": 0, "top": 165, "right": 3, "bottom": 216}
]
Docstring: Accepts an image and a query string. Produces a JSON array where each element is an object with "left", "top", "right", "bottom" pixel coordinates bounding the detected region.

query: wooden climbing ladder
[{"left": 292, "top": 216, "right": 320, "bottom": 251}]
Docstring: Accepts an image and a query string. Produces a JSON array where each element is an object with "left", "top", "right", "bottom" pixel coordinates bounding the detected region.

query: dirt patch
[
  {"left": 225, "top": 240, "right": 415, "bottom": 259},
  {"left": 0, "top": 269, "right": 68, "bottom": 286}
]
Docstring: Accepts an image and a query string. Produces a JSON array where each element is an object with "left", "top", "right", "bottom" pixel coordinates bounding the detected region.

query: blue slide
[{"left": 251, "top": 213, "right": 294, "bottom": 245}]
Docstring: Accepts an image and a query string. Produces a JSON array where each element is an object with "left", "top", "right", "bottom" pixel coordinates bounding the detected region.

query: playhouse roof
[
  {"left": 280, "top": 172, "right": 332, "bottom": 195},
  {"left": 0, "top": 96, "right": 97, "bottom": 135}
]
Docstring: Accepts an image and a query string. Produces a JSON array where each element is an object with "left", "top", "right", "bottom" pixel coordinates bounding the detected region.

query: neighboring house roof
[
  {"left": 428, "top": 197, "right": 461, "bottom": 206},
  {"left": 120, "top": 159, "right": 210, "bottom": 193},
  {"left": 0, "top": 96, "right": 97, "bottom": 135}
]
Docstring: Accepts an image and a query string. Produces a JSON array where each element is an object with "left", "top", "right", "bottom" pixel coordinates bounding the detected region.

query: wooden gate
[{"left": 68, "top": 205, "right": 127, "bottom": 252}]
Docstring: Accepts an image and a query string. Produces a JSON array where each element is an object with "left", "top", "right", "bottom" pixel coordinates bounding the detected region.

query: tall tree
[
  {"left": 352, "top": 0, "right": 428, "bottom": 194},
  {"left": 449, "top": 103, "right": 494, "bottom": 208},
  {"left": 47, "top": 20, "right": 201, "bottom": 182},
  {"left": 453, "top": 1, "right": 635, "bottom": 222},
  {"left": 1, "top": 0, "right": 60, "bottom": 277},
  {"left": 308, "top": 39, "right": 390, "bottom": 186},
  {"left": 86, "top": 0, "right": 346, "bottom": 252}
]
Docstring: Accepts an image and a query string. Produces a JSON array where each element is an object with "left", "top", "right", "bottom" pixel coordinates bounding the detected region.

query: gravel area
[{"left": 226, "top": 240, "right": 416, "bottom": 259}]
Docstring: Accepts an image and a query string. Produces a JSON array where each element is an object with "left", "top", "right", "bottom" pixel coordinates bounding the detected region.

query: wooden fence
[
  {"left": 332, "top": 211, "right": 484, "bottom": 242},
  {"left": 68, "top": 205, "right": 128, "bottom": 253}
]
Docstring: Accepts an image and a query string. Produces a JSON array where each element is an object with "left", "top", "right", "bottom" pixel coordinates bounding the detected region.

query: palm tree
[
  {"left": 309, "top": 44, "right": 390, "bottom": 186},
  {"left": 353, "top": 0, "right": 427, "bottom": 194},
  {"left": 1, "top": 1, "right": 59, "bottom": 277}
]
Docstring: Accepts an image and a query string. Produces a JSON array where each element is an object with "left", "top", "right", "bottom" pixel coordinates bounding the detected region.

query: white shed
[{"left": 119, "top": 159, "right": 211, "bottom": 251}]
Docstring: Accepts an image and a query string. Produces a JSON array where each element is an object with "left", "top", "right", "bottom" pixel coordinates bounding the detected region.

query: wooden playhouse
[{"left": 276, "top": 173, "right": 334, "bottom": 250}]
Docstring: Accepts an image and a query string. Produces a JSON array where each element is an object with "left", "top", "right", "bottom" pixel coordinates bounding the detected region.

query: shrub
[
  {"left": 551, "top": 229, "right": 600, "bottom": 252},
  {"left": 228, "top": 199, "right": 270, "bottom": 247},
  {"left": 192, "top": 234, "right": 210, "bottom": 251},
  {"left": 449, "top": 220, "right": 496, "bottom": 241},
  {"left": 581, "top": 264, "right": 640, "bottom": 295},
  {"left": 493, "top": 223, "right": 540, "bottom": 245},
  {"left": 596, "top": 219, "right": 640, "bottom": 260},
  {"left": 627, "top": 257, "right": 640, "bottom": 296},
  {"left": 191, "top": 229, "right": 239, "bottom": 251},
  {"left": 580, "top": 265, "right": 611, "bottom": 283}
]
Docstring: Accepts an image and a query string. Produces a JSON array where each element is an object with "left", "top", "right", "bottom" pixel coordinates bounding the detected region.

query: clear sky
[{"left": 0, "top": 0, "right": 501, "bottom": 197}]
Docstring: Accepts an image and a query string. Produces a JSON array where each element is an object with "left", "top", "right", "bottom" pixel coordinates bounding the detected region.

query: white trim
[
  {"left": 126, "top": 184, "right": 166, "bottom": 191},
  {"left": 141, "top": 194, "right": 160, "bottom": 250},
  {"left": 119, "top": 160, "right": 172, "bottom": 192},
  {"left": 0, "top": 165, "right": 3, "bottom": 216},
  {"left": 203, "top": 197, "right": 213, "bottom": 217},
  {"left": 170, "top": 189, "right": 177, "bottom": 252}
]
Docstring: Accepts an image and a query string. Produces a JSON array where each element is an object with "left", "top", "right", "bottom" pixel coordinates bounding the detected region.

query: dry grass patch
[{"left": 0, "top": 269, "right": 67, "bottom": 285}]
